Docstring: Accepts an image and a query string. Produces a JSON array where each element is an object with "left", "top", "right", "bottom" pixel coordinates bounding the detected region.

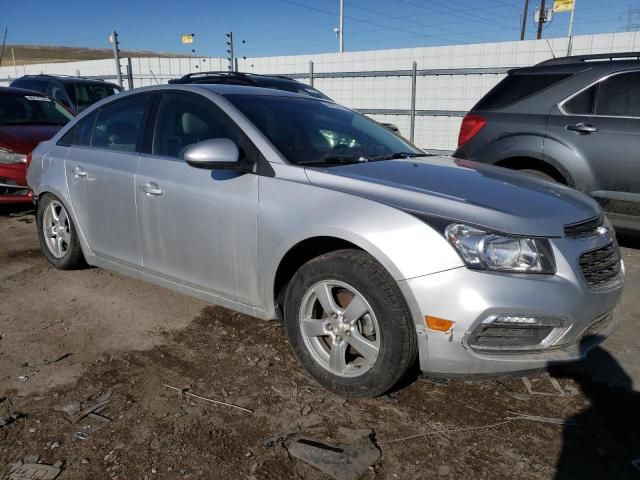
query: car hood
[
  {"left": 304, "top": 156, "right": 601, "bottom": 237},
  {"left": 0, "top": 125, "right": 62, "bottom": 154}
]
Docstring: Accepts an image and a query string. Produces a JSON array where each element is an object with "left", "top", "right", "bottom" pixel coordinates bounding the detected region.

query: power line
[{"left": 274, "top": 0, "right": 464, "bottom": 43}]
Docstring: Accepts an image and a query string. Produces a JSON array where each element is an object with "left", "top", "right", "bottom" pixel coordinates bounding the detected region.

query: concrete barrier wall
[{"left": 2, "top": 31, "right": 640, "bottom": 150}]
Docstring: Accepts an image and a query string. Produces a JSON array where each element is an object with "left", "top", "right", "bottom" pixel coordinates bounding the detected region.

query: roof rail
[
  {"left": 176, "top": 71, "right": 252, "bottom": 80},
  {"left": 537, "top": 52, "right": 640, "bottom": 66}
]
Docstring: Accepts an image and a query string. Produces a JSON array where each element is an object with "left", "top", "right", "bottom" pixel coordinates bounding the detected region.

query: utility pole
[
  {"left": 520, "top": 0, "right": 529, "bottom": 40},
  {"left": 0, "top": 27, "right": 7, "bottom": 67},
  {"left": 536, "top": 0, "right": 546, "bottom": 39},
  {"left": 339, "top": 0, "right": 344, "bottom": 52},
  {"left": 567, "top": 0, "right": 577, "bottom": 55},
  {"left": 108, "top": 31, "right": 123, "bottom": 88},
  {"left": 226, "top": 32, "right": 234, "bottom": 71}
]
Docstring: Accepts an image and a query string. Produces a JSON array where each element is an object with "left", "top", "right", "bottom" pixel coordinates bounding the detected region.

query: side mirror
[{"left": 184, "top": 138, "right": 248, "bottom": 171}]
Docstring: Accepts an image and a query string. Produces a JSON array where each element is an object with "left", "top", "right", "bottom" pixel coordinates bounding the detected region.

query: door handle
[
  {"left": 140, "top": 182, "right": 163, "bottom": 196},
  {"left": 566, "top": 123, "right": 598, "bottom": 134},
  {"left": 71, "top": 166, "right": 87, "bottom": 177}
]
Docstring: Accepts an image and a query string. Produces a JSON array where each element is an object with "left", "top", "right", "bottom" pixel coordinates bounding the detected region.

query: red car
[{"left": 0, "top": 86, "right": 74, "bottom": 204}]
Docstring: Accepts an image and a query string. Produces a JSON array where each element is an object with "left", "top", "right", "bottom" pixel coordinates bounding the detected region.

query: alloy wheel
[
  {"left": 298, "top": 280, "right": 380, "bottom": 378},
  {"left": 42, "top": 200, "right": 71, "bottom": 259}
]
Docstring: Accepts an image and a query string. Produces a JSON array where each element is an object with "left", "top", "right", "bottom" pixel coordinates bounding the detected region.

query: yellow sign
[
  {"left": 554, "top": 0, "right": 574, "bottom": 12},
  {"left": 181, "top": 34, "right": 194, "bottom": 44}
]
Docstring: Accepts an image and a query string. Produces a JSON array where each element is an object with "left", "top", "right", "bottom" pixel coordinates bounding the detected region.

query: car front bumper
[
  {"left": 0, "top": 163, "right": 31, "bottom": 204},
  {"left": 398, "top": 235, "right": 624, "bottom": 376}
]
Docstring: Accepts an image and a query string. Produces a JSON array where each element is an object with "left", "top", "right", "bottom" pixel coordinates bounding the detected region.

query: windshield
[
  {"left": 226, "top": 94, "right": 421, "bottom": 166},
  {"left": 0, "top": 92, "right": 74, "bottom": 126}
]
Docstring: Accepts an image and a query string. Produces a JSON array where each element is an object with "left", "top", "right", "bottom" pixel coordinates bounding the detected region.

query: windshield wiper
[
  {"left": 365, "top": 152, "right": 424, "bottom": 161},
  {"left": 297, "top": 156, "right": 368, "bottom": 166}
]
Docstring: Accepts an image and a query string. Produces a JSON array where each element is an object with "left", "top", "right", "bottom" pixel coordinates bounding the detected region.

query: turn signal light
[{"left": 425, "top": 316, "right": 455, "bottom": 332}]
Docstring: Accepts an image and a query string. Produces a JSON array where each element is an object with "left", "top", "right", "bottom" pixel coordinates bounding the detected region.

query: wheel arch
[
  {"left": 272, "top": 236, "right": 368, "bottom": 319},
  {"left": 494, "top": 156, "right": 570, "bottom": 185}
]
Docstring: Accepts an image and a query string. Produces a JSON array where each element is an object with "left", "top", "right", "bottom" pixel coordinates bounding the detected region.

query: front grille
[
  {"left": 579, "top": 242, "right": 621, "bottom": 288},
  {"left": 564, "top": 215, "right": 603, "bottom": 237}
]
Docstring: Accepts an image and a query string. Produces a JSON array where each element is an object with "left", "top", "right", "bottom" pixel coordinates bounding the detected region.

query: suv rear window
[{"left": 474, "top": 73, "right": 572, "bottom": 110}]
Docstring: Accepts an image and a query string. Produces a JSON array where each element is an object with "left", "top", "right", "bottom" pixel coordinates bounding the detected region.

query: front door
[
  {"left": 66, "top": 93, "right": 152, "bottom": 267},
  {"left": 135, "top": 91, "right": 259, "bottom": 304}
]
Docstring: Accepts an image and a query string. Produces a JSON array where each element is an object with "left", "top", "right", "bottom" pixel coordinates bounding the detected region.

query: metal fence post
[
  {"left": 410, "top": 61, "right": 417, "bottom": 144},
  {"left": 126, "top": 58, "right": 134, "bottom": 90},
  {"left": 309, "top": 60, "right": 314, "bottom": 86}
]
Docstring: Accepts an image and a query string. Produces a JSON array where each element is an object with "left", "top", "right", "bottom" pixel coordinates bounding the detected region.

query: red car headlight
[{"left": 0, "top": 148, "right": 27, "bottom": 164}]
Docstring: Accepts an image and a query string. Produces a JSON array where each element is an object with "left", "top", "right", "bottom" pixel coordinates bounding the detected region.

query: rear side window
[
  {"left": 91, "top": 95, "right": 150, "bottom": 153},
  {"left": 475, "top": 73, "right": 572, "bottom": 110},
  {"left": 563, "top": 85, "right": 596, "bottom": 114},
  {"left": 76, "top": 83, "right": 121, "bottom": 112},
  {"left": 595, "top": 71, "right": 640, "bottom": 117}
]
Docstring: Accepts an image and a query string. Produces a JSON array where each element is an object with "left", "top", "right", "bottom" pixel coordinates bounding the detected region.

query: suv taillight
[{"left": 458, "top": 114, "right": 486, "bottom": 147}]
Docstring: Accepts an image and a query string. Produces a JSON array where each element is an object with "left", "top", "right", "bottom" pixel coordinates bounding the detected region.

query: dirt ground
[{"left": 1, "top": 206, "right": 639, "bottom": 480}]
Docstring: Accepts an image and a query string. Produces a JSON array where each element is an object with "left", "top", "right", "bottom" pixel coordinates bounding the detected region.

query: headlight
[
  {"left": 0, "top": 148, "right": 27, "bottom": 164},
  {"left": 445, "top": 223, "right": 556, "bottom": 274}
]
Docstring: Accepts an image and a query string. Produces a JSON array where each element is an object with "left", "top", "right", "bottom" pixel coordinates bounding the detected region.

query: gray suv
[{"left": 454, "top": 52, "right": 640, "bottom": 232}]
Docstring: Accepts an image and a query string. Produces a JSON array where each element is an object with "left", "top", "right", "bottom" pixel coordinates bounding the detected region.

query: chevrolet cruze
[{"left": 27, "top": 85, "right": 624, "bottom": 397}]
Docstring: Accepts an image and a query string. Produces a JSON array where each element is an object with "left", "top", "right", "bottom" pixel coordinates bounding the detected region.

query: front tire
[
  {"left": 284, "top": 249, "right": 417, "bottom": 398},
  {"left": 36, "top": 193, "right": 85, "bottom": 269}
]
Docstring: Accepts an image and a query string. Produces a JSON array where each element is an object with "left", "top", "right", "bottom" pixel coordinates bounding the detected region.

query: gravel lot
[{"left": 1, "top": 205, "right": 639, "bottom": 480}]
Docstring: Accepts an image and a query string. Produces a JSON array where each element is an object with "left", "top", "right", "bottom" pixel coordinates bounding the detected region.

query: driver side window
[{"left": 153, "top": 92, "right": 254, "bottom": 161}]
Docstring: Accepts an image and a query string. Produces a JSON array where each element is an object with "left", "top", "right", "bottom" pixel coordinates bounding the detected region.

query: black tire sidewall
[
  {"left": 284, "top": 249, "right": 417, "bottom": 397},
  {"left": 36, "top": 194, "right": 84, "bottom": 269}
]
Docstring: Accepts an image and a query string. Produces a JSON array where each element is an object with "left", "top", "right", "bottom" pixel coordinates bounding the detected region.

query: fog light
[
  {"left": 425, "top": 316, "right": 455, "bottom": 332},
  {"left": 468, "top": 314, "right": 567, "bottom": 353}
]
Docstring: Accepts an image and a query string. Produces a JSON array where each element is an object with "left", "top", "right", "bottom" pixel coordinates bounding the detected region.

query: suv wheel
[
  {"left": 37, "top": 194, "right": 85, "bottom": 269},
  {"left": 284, "top": 249, "right": 417, "bottom": 398}
]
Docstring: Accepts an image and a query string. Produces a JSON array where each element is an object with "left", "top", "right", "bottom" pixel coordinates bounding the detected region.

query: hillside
[{"left": 0, "top": 44, "right": 191, "bottom": 66}]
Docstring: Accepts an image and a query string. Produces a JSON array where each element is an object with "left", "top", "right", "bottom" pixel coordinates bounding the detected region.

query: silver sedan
[{"left": 27, "top": 85, "right": 624, "bottom": 397}]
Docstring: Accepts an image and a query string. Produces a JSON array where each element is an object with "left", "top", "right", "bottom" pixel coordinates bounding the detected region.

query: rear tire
[
  {"left": 36, "top": 193, "right": 85, "bottom": 269},
  {"left": 283, "top": 249, "right": 417, "bottom": 398}
]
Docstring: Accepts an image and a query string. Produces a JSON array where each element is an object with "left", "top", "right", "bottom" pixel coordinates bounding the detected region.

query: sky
[{"left": 2, "top": 0, "right": 640, "bottom": 58}]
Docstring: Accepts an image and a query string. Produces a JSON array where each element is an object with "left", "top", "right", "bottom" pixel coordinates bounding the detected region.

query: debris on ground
[
  {"left": 286, "top": 432, "right": 380, "bottom": 480},
  {"left": 52, "top": 389, "right": 112, "bottom": 424},
  {"left": 44, "top": 353, "right": 73, "bottom": 365},
  {"left": 162, "top": 383, "right": 253, "bottom": 413},
  {"left": 3, "top": 457, "right": 63, "bottom": 480},
  {"left": 263, "top": 425, "right": 300, "bottom": 447},
  {"left": 0, "top": 398, "right": 23, "bottom": 428},
  {"left": 521, "top": 375, "right": 577, "bottom": 397},
  {"left": 506, "top": 410, "right": 578, "bottom": 426}
]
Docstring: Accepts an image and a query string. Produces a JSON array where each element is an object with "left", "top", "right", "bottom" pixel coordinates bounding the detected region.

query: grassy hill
[{"left": 0, "top": 45, "right": 191, "bottom": 66}]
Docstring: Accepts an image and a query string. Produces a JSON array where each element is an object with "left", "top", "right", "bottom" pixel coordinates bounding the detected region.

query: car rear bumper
[
  {"left": 399, "top": 259, "right": 624, "bottom": 376},
  {"left": 0, "top": 163, "right": 31, "bottom": 203}
]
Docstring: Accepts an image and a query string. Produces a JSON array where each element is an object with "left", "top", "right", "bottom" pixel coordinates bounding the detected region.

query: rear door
[
  {"left": 65, "top": 93, "right": 152, "bottom": 267},
  {"left": 546, "top": 70, "right": 640, "bottom": 220},
  {"left": 135, "top": 91, "right": 259, "bottom": 303}
]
